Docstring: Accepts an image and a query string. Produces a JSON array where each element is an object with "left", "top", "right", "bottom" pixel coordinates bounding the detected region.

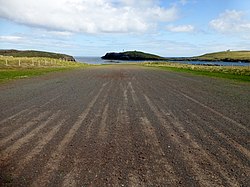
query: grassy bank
[
  {"left": 0, "top": 68, "right": 73, "bottom": 83},
  {"left": 0, "top": 49, "right": 75, "bottom": 61},
  {"left": 197, "top": 50, "right": 250, "bottom": 62},
  {"left": 166, "top": 50, "right": 250, "bottom": 63},
  {"left": 143, "top": 62, "right": 250, "bottom": 82},
  {"left": 0, "top": 56, "right": 88, "bottom": 83}
]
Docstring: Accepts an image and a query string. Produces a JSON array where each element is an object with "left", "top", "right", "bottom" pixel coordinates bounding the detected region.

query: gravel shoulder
[{"left": 0, "top": 65, "right": 249, "bottom": 186}]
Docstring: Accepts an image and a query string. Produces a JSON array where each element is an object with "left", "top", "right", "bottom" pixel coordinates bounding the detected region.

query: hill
[
  {"left": 0, "top": 49, "right": 75, "bottom": 61},
  {"left": 102, "top": 51, "right": 165, "bottom": 60},
  {"left": 195, "top": 50, "right": 250, "bottom": 62},
  {"left": 168, "top": 51, "right": 250, "bottom": 63}
]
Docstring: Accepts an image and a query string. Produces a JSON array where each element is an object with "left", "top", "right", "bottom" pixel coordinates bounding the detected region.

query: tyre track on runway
[
  {"left": 61, "top": 81, "right": 113, "bottom": 187},
  {"left": 156, "top": 79, "right": 250, "bottom": 163},
  {"left": 135, "top": 69, "right": 249, "bottom": 186},
  {"left": 138, "top": 70, "right": 249, "bottom": 154},
  {"left": 179, "top": 91, "right": 249, "bottom": 133},
  {"left": 13, "top": 118, "right": 67, "bottom": 176},
  {"left": 143, "top": 94, "right": 234, "bottom": 186},
  {"left": 0, "top": 111, "right": 60, "bottom": 164},
  {"left": 147, "top": 70, "right": 250, "bottom": 133},
  {"left": 0, "top": 110, "right": 47, "bottom": 148},
  {"left": 184, "top": 110, "right": 250, "bottom": 183},
  {"left": 0, "top": 94, "right": 62, "bottom": 142},
  {"left": 132, "top": 73, "right": 240, "bottom": 186},
  {"left": 32, "top": 82, "right": 108, "bottom": 186},
  {"left": 128, "top": 81, "right": 180, "bottom": 186},
  {"left": 0, "top": 94, "right": 62, "bottom": 137}
]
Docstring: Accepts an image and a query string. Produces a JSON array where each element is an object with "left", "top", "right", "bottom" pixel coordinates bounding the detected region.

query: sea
[{"left": 75, "top": 56, "right": 250, "bottom": 67}]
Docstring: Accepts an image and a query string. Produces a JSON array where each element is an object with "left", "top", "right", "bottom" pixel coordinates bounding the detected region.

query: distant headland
[
  {"left": 101, "top": 51, "right": 165, "bottom": 61},
  {"left": 0, "top": 49, "right": 75, "bottom": 61},
  {"left": 168, "top": 50, "right": 250, "bottom": 63},
  {"left": 102, "top": 50, "right": 250, "bottom": 63}
]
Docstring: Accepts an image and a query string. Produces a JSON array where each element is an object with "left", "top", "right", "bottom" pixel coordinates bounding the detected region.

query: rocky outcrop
[{"left": 102, "top": 51, "right": 165, "bottom": 61}]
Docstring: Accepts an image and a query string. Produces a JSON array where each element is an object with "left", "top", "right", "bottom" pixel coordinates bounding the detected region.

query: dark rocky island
[
  {"left": 0, "top": 49, "right": 75, "bottom": 61},
  {"left": 102, "top": 51, "right": 166, "bottom": 61}
]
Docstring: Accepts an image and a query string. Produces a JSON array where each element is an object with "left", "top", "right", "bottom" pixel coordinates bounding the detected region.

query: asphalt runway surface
[{"left": 0, "top": 65, "right": 249, "bottom": 186}]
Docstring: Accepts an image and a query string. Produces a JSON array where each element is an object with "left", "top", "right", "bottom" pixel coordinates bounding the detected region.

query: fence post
[
  {"left": 38, "top": 61, "right": 40, "bottom": 67},
  {"left": 5, "top": 59, "right": 8, "bottom": 66},
  {"left": 32, "top": 59, "right": 34, "bottom": 66},
  {"left": 19, "top": 59, "right": 21, "bottom": 66}
]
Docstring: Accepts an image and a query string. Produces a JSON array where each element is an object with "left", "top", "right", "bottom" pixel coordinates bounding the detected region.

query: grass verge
[
  {"left": 0, "top": 56, "right": 88, "bottom": 83},
  {"left": 0, "top": 67, "right": 75, "bottom": 83},
  {"left": 143, "top": 62, "right": 250, "bottom": 82}
]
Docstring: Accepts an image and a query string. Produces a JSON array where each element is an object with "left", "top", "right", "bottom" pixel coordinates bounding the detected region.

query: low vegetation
[
  {"left": 0, "top": 56, "right": 87, "bottom": 83},
  {"left": 143, "top": 62, "right": 250, "bottom": 82}
]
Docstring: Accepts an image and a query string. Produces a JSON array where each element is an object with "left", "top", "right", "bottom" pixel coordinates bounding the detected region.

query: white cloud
[
  {"left": 210, "top": 10, "right": 250, "bottom": 34},
  {"left": 0, "top": 33, "right": 77, "bottom": 51},
  {"left": 47, "top": 31, "right": 73, "bottom": 37},
  {"left": 166, "top": 24, "right": 194, "bottom": 32},
  {"left": 118, "top": 0, "right": 158, "bottom": 7},
  {"left": 0, "top": 0, "right": 179, "bottom": 34},
  {"left": 0, "top": 35, "right": 23, "bottom": 42},
  {"left": 40, "top": 31, "right": 74, "bottom": 38}
]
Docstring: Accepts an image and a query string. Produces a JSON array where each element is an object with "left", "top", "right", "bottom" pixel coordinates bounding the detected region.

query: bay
[{"left": 75, "top": 56, "right": 250, "bottom": 67}]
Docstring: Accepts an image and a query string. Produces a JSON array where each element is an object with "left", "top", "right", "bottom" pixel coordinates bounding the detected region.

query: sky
[{"left": 0, "top": 0, "right": 250, "bottom": 57}]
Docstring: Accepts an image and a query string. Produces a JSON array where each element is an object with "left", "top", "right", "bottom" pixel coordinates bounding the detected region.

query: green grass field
[
  {"left": 0, "top": 68, "right": 73, "bottom": 83},
  {"left": 196, "top": 51, "right": 250, "bottom": 62},
  {"left": 143, "top": 62, "right": 250, "bottom": 82},
  {"left": 0, "top": 56, "right": 83, "bottom": 68},
  {"left": 0, "top": 56, "right": 87, "bottom": 83}
]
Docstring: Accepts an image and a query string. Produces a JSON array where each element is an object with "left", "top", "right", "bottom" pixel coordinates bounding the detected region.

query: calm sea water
[{"left": 75, "top": 56, "right": 250, "bottom": 67}]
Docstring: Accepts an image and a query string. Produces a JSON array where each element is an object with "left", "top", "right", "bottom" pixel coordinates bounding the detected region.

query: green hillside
[
  {"left": 196, "top": 51, "right": 250, "bottom": 62},
  {"left": 0, "top": 49, "right": 75, "bottom": 61}
]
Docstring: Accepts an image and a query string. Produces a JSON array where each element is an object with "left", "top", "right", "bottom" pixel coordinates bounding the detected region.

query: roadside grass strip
[
  {"left": 143, "top": 62, "right": 250, "bottom": 82},
  {"left": 0, "top": 56, "right": 88, "bottom": 82},
  {"left": 0, "top": 68, "right": 71, "bottom": 82}
]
